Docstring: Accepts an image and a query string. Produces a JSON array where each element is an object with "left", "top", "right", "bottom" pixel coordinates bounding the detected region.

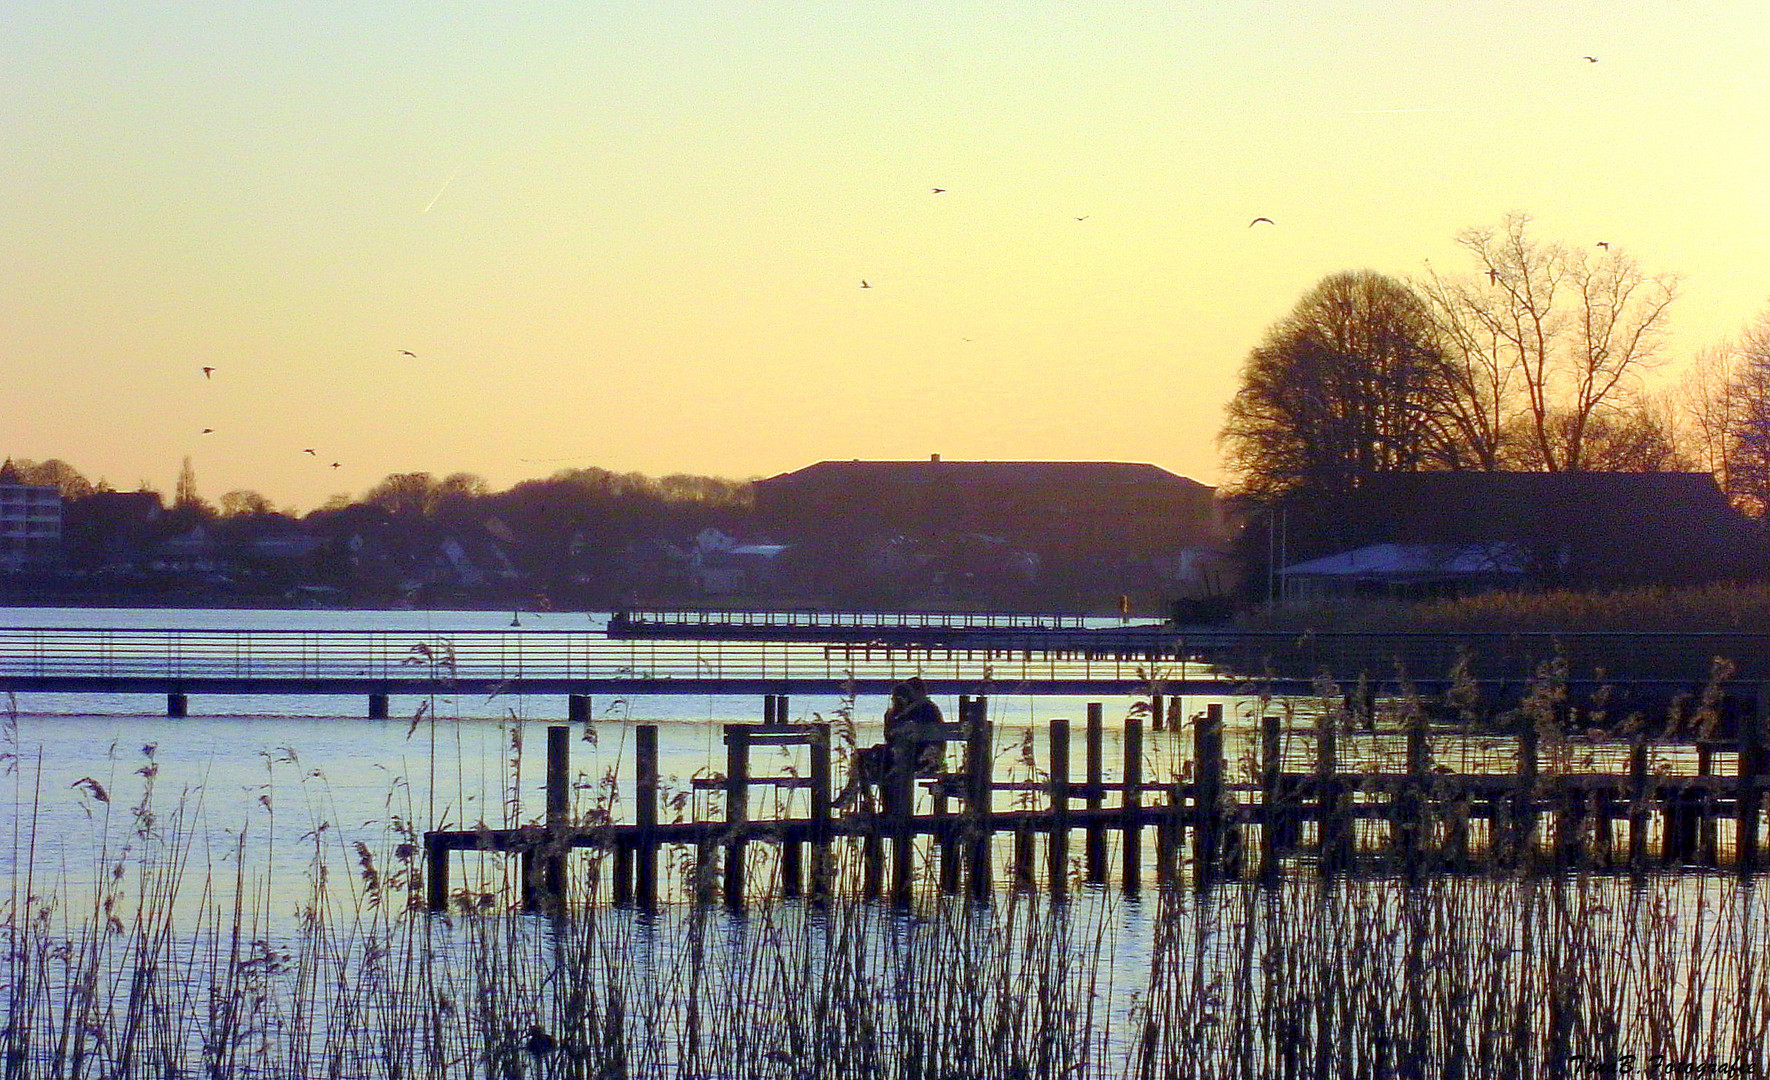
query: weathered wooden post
[
  {"left": 1628, "top": 734, "right": 1650, "bottom": 872},
  {"left": 368, "top": 692, "right": 389, "bottom": 720},
  {"left": 936, "top": 700, "right": 959, "bottom": 895},
  {"left": 1049, "top": 717, "right": 1071, "bottom": 900},
  {"left": 1195, "top": 703, "right": 1225, "bottom": 888},
  {"left": 1740, "top": 687, "right": 1767, "bottom": 874},
  {"left": 1085, "top": 703, "right": 1106, "bottom": 885},
  {"left": 1155, "top": 784, "right": 1179, "bottom": 886},
  {"left": 612, "top": 841, "right": 634, "bottom": 907},
  {"left": 537, "top": 725, "right": 570, "bottom": 912},
  {"left": 1259, "top": 707, "right": 1284, "bottom": 881},
  {"left": 1123, "top": 715, "right": 1142, "bottom": 895},
  {"left": 568, "top": 694, "right": 590, "bottom": 722},
  {"left": 1697, "top": 741, "right": 1717, "bottom": 865},
  {"left": 1397, "top": 704, "right": 1429, "bottom": 874},
  {"left": 781, "top": 837, "right": 804, "bottom": 898},
  {"left": 888, "top": 731, "right": 916, "bottom": 907},
  {"left": 965, "top": 697, "right": 994, "bottom": 901},
  {"left": 724, "top": 725, "right": 751, "bottom": 911},
  {"left": 636, "top": 724, "right": 659, "bottom": 910},
  {"left": 426, "top": 834, "right": 450, "bottom": 912},
  {"left": 167, "top": 692, "right": 187, "bottom": 718},
  {"left": 1151, "top": 695, "right": 1165, "bottom": 734},
  {"left": 1316, "top": 704, "right": 1350, "bottom": 874},
  {"left": 1505, "top": 714, "right": 1540, "bottom": 865},
  {"left": 1014, "top": 827, "right": 1036, "bottom": 890},
  {"left": 809, "top": 722, "right": 833, "bottom": 900}
]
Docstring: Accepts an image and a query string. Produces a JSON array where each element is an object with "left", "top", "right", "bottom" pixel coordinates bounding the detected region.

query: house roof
[
  {"left": 1280, "top": 542, "right": 1529, "bottom": 582},
  {"left": 1330, "top": 471, "right": 1757, "bottom": 583}
]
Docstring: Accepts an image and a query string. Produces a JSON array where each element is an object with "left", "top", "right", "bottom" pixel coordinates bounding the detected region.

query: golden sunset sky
[{"left": 5, "top": 1, "right": 1767, "bottom": 510}]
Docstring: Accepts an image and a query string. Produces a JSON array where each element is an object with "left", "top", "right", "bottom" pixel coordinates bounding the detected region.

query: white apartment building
[{"left": 0, "top": 481, "right": 62, "bottom": 570}]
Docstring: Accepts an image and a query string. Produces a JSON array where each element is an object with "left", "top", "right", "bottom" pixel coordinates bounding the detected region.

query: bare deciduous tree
[
  {"left": 1686, "top": 309, "right": 1770, "bottom": 518},
  {"left": 1422, "top": 212, "right": 1679, "bottom": 471}
]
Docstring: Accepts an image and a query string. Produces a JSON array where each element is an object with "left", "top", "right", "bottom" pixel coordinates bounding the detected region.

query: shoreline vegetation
[
  {"left": 1242, "top": 582, "right": 1770, "bottom": 635},
  {"left": 9, "top": 706, "right": 1770, "bottom": 1078}
]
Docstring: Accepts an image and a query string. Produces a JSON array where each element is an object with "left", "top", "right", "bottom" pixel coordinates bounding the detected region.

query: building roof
[
  {"left": 1330, "top": 471, "right": 1758, "bottom": 584},
  {"left": 1280, "top": 542, "right": 1529, "bottom": 582},
  {"left": 757, "top": 459, "right": 1211, "bottom": 491}
]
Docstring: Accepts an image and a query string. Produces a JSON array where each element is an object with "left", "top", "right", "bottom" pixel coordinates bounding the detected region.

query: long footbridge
[
  {"left": 0, "top": 624, "right": 1258, "bottom": 714},
  {"left": 4, "top": 621, "right": 1770, "bottom": 717}
]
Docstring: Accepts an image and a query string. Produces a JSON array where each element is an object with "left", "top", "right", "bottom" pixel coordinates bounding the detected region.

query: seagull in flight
[
  {"left": 399, "top": 350, "right": 417, "bottom": 358},
  {"left": 201, "top": 428, "right": 214, "bottom": 434},
  {"left": 1487, "top": 268, "right": 1501, "bottom": 284},
  {"left": 860, "top": 280, "right": 871, "bottom": 288},
  {"left": 931, "top": 188, "right": 946, "bottom": 194},
  {"left": 1596, "top": 241, "right": 1610, "bottom": 249},
  {"left": 1583, "top": 55, "right": 1598, "bottom": 63},
  {"left": 331, "top": 462, "right": 342, "bottom": 469},
  {"left": 1248, "top": 217, "right": 1274, "bottom": 228},
  {"left": 1075, "top": 215, "right": 1089, "bottom": 221},
  {"left": 201, "top": 366, "right": 215, "bottom": 379},
  {"left": 303, "top": 448, "right": 317, "bottom": 456}
]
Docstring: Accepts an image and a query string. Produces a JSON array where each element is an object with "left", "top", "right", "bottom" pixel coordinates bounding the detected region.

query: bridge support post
[
  {"left": 368, "top": 693, "right": 389, "bottom": 720},
  {"left": 166, "top": 693, "right": 187, "bottom": 718},
  {"left": 568, "top": 694, "right": 590, "bottom": 723}
]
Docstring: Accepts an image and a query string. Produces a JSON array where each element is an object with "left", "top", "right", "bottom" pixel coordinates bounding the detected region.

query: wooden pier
[{"left": 424, "top": 686, "right": 1770, "bottom": 913}]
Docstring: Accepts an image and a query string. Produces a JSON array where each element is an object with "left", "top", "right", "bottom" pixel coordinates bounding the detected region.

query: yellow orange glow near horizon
[{"left": 5, "top": 1, "right": 1768, "bottom": 511}]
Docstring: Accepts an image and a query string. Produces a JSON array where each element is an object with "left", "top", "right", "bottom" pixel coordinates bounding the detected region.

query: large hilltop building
[
  {"left": 752, "top": 457, "right": 1226, "bottom": 609},
  {"left": 755, "top": 456, "right": 1220, "bottom": 554}
]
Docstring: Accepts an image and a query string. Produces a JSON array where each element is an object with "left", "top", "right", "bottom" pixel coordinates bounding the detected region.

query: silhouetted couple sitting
[{"left": 840, "top": 678, "right": 945, "bottom": 815}]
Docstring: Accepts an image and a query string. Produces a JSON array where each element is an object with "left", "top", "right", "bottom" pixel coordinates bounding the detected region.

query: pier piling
[
  {"left": 636, "top": 724, "right": 659, "bottom": 909},
  {"left": 1195, "top": 703, "right": 1224, "bottom": 888},
  {"left": 1085, "top": 703, "right": 1106, "bottom": 885},
  {"left": 1049, "top": 717, "right": 1070, "bottom": 900},
  {"left": 1123, "top": 715, "right": 1142, "bottom": 895}
]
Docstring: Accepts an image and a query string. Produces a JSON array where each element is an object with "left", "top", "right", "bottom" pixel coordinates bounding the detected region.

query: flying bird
[
  {"left": 1075, "top": 215, "right": 1089, "bottom": 221},
  {"left": 860, "top": 280, "right": 871, "bottom": 288},
  {"left": 399, "top": 350, "right": 417, "bottom": 358},
  {"left": 1596, "top": 241, "right": 1610, "bottom": 249},
  {"left": 1583, "top": 55, "right": 1598, "bottom": 63},
  {"left": 1248, "top": 217, "right": 1274, "bottom": 228},
  {"left": 331, "top": 462, "right": 342, "bottom": 469},
  {"left": 931, "top": 188, "right": 946, "bottom": 194},
  {"left": 1487, "top": 268, "right": 1501, "bottom": 284},
  {"left": 303, "top": 448, "right": 317, "bottom": 456},
  {"left": 201, "top": 366, "right": 215, "bottom": 379},
  {"left": 201, "top": 428, "right": 214, "bottom": 434}
]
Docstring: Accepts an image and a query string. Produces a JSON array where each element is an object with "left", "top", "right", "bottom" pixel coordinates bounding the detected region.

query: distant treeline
[{"left": 0, "top": 458, "right": 1186, "bottom": 613}]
